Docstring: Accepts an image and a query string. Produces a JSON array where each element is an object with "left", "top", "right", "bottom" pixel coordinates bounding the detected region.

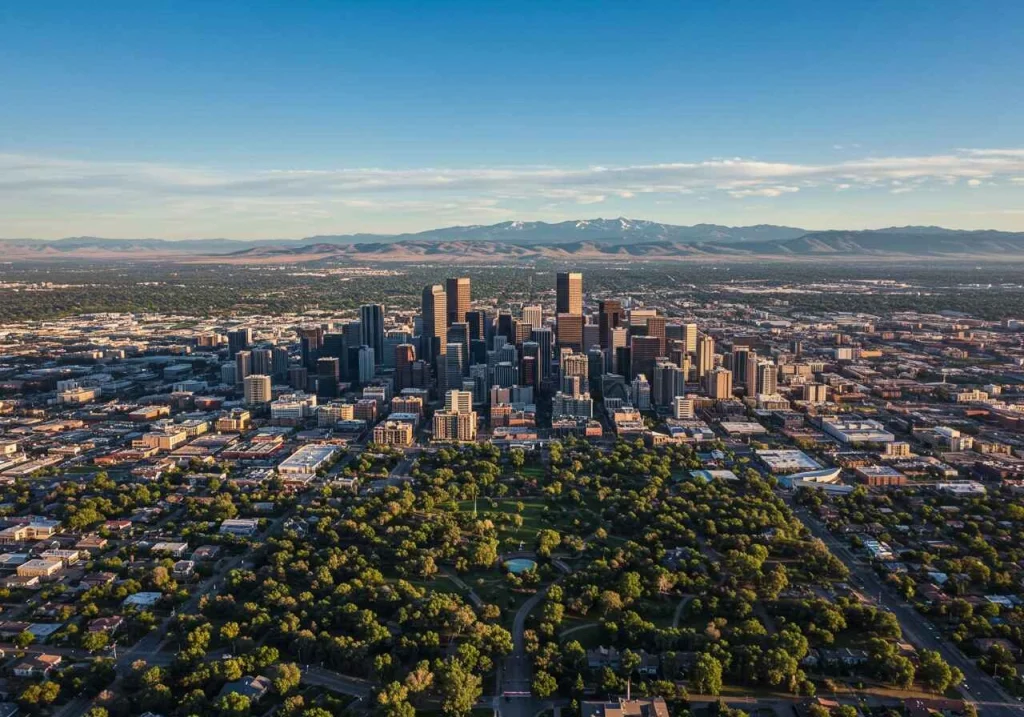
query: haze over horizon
[{"left": 3, "top": 1, "right": 1023, "bottom": 239}]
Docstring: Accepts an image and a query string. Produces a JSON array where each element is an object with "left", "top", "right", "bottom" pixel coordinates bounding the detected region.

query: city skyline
[{"left": 2, "top": 2, "right": 1024, "bottom": 237}]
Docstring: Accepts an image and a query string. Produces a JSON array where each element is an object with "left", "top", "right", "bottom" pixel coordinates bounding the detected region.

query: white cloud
[
  {"left": 4, "top": 147, "right": 1024, "bottom": 236},
  {"left": 728, "top": 186, "right": 800, "bottom": 199}
]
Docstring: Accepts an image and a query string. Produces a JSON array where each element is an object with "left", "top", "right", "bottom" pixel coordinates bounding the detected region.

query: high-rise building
[
  {"left": 373, "top": 420, "right": 414, "bottom": 447},
  {"left": 803, "top": 383, "right": 827, "bottom": 403},
  {"left": 251, "top": 347, "right": 273, "bottom": 376},
  {"left": 421, "top": 284, "right": 447, "bottom": 364},
  {"left": 272, "top": 346, "right": 291, "bottom": 382},
  {"left": 496, "top": 312, "right": 514, "bottom": 344},
  {"left": 316, "top": 357, "right": 340, "bottom": 398},
  {"left": 444, "top": 342, "right": 465, "bottom": 392},
  {"left": 631, "top": 374, "right": 651, "bottom": 410},
  {"left": 445, "top": 389, "right": 474, "bottom": 415},
  {"left": 513, "top": 319, "right": 533, "bottom": 347},
  {"left": 647, "top": 316, "right": 667, "bottom": 356},
  {"left": 235, "top": 350, "right": 252, "bottom": 386},
  {"left": 520, "top": 355, "right": 538, "bottom": 389},
  {"left": 288, "top": 366, "right": 308, "bottom": 392},
  {"left": 494, "top": 362, "right": 518, "bottom": 388},
  {"left": 598, "top": 299, "right": 625, "bottom": 349},
  {"left": 696, "top": 334, "right": 715, "bottom": 379},
  {"left": 522, "top": 305, "right": 543, "bottom": 328},
  {"left": 357, "top": 346, "right": 376, "bottom": 383},
  {"left": 556, "top": 271, "right": 583, "bottom": 316},
  {"left": 298, "top": 326, "right": 324, "bottom": 370},
  {"left": 673, "top": 396, "right": 695, "bottom": 420},
  {"left": 469, "top": 364, "right": 489, "bottom": 404},
  {"left": 382, "top": 330, "right": 411, "bottom": 370},
  {"left": 432, "top": 410, "right": 477, "bottom": 442},
  {"left": 583, "top": 323, "right": 600, "bottom": 352},
  {"left": 447, "top": 322, "right": 470, "bottom": 369},
  {"left": 705, "top": 367, "right": 733, "bottom": 400},
  {"left": 682, "top": 323, "right": 698, "bottom": 353},
  {"left": 243, "top": 374, "right": 272, "bottom": 405},
  {"left": 227, "top": 328, "right": 252, "bottom": 358},
  {"left": 446, "top": 277, "right": 471, "bottom": 326},
  {"left": 556, "top": 313, "right": 584, "bottom": 352},
  {"left": 653, "top": 359, "right": 685, "bottom": 407},
  {"left": 731, "top": 346, "right": 752, "bottom": 387},
  {"left": 757, "top": 360, "right": 778, "bottom": 396},
  {"left": 466, "top": 310, "right": 487, "bottom": 343},
  {"left": 561, "top": 352, "right": 589, "bottom": 388},
  {"left": 530, "top": 327, "right": 553, "bottom": 382},
  {"left": 630, "top": 335, "right": 661, "bottom": 380},
  {"left": 615, "top": 345, "right": 632, "bottom": 382},
  {"left": 395, "top": 343, "right": 417, "bottom": 391},
  {"left": 359, "top": 304, "right": 385, "bottom": 366}
]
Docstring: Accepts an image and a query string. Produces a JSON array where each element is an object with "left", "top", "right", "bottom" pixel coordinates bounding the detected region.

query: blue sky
[{"left": 2, "top": 0, "right": 1024, "bottom": 238}]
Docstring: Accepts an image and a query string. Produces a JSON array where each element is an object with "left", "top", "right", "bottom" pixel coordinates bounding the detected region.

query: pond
[{"left": 503, "top": 558, "right": 537, "bottom": 574}]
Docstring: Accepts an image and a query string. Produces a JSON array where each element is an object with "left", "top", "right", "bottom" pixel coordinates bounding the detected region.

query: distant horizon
[{"left": 5, "top": 217, "right": 1024, "bottom": 243}]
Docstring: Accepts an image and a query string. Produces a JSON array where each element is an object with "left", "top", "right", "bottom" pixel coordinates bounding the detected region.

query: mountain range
[{"left": 3, "top": 218, "right": 1024, "bottom": 262}]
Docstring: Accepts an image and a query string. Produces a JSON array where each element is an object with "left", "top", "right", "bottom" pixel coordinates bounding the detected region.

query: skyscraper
[
  {"left": 447, "top": 322, "right": 470, "bottom": 370},
  {"left": 359, "top": 304, "right": 385, "bottom": 367},
  {"left": 598, "top": 299, "right": 626, "bottom": 349},
  {"left": 522, "top": 305, "right": 543, "bottom": 328},
  {"left": 446, "top": 277, "right": 471, "bottom": 326},
  {"left": 556, "top": 271, "right": 583, "bottom": 316},
  {"left": 445, "top": 389, "right": 473, "bottom": 414},
  {"left": 466, "top": 309, "right": 487, "bottom": 342},
  {"left": 630, "top": 335, "right": 661, "bottom": 380},
  {"left": 444, "top": 342, "right": 465, "bottom": 392},
  {"left": 530, "top": 327, "right": 553, "bottom": 382},
  {"left": 696, "top": 334, "right": 715, "bottom": 379},
  {"left": 556, "top": 313, "right": 584, "bottom": 352},
  {"left": 251, "top": 347, "right": 273, "bottom": 376},
  {"left": 647, "top": 315, "right": 667, "bottom": 356},
  {"left": 357, "top": 346, "right": 376, "bottom": 383},
  {"left": 395, "top": 343, "right": 416, "bottom": 391},
  {"left": 243, "top": 374, "right": 272, "bottom": 405},
  {"left": 235, "top": 350, "right": 252, "bottom": 386},
  {"left": 705, "top": 367, "right": 733, "bottom": 400},
  {"left": 227, "top": 328, "right": 252, "bottom": 358},
  {"left": 421, "top": 284, "right": 447, "bottom": 364},
  {"left": 298, "top": 326, "right": 324, "bottom": 370},
  {"left": 316, "top": 357, "right": 340, "bottom": 398},
  {"left": 757, "top": 359, "right": 778, "bottom": 395},
  {"left": 683, "top": 323, "right": 698, "bottom": 354},
  {"left": 272, "top": 346, "right": 291, "bottom": 382},
  {"left": 608, "top": 326, "right": 628, "bottom": 374}
]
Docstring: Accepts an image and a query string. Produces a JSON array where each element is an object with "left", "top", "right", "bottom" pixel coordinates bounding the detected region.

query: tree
[
  {"left": 220, "top": 621, "right": 241, "bottom": 648},
  {"left": 269, "top": 663, "right": 302, "bottom": 695},
  {"left": 81, "top": 630, "right": 109, "bottom": 652},
  {"left": 536, "top": 529, "right": 561, "bottom": 558},
  {"left": 532, "top": 671, "right": 557, "bottom": 698},
  {"left": 14, "top": 630, "right": 34, "bottom": 648},
  {"left": 375, "top": 681, "right": 416, "bottom": 717},
  {"left": 693, "top": 652, "right": 723, "bottom": 696},
  {"left": 889, "top": 655, "right": 916, "bottom": 689},
  {"left": 918, "top": 649, "right": 960, "bottom": 693},
  {"left": 437, "top": 659, "right": 482, "bottom": 716},
  {"left": 215, "top": 692, "right": 251, "bottom": 717}
]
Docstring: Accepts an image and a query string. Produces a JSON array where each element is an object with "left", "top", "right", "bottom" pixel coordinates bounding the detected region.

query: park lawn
[
  {"left": 634, "top": 597, "right": 678, "bottom": 628},
  {"left": 519, "top": 465, "right": 545, "bottom": 480},
  {"left": 558, "top": 619, "right": 603, "bottom": 648},
  {"left": 457, "top": 497, "right": 549, "bottom": 549}
]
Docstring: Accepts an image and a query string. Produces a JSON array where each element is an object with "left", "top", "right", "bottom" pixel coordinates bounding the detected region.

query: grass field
[{"left": 457, "top": 497, "right": 549, "bottom": 550}]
